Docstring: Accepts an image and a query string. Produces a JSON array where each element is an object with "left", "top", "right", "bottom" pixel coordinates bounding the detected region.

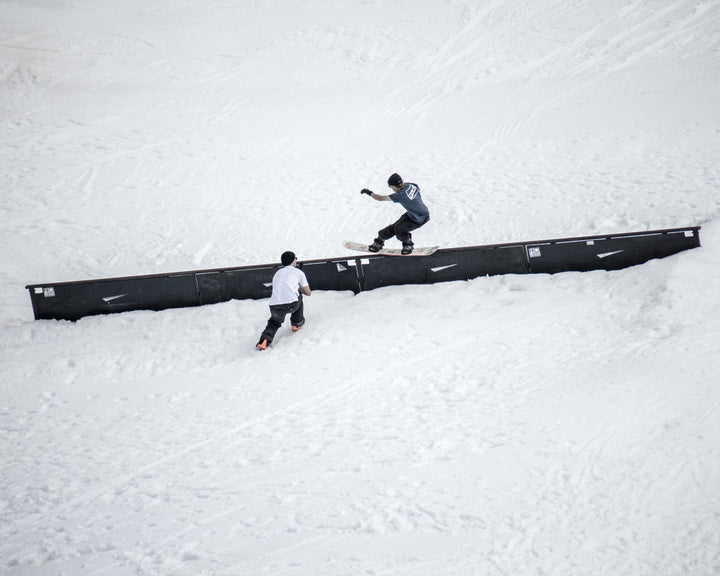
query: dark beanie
[
  {"left": 387, "top": 173, "right": 403, "bottom": 187},
  {"left": 281, "top": 251, "right": 296, "bottom": 266}
]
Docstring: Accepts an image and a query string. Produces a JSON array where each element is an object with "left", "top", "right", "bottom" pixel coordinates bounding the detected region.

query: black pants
[
  {"left": 378, "top": 214, "right": 429, "bottom": 245},
  {"left": 260, "top": 296, "right": 304, "bottom": 343}
]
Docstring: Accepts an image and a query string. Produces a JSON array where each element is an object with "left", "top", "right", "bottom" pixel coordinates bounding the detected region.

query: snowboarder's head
[
  {"left": 281, "top": 251, "right": 296, "bottom": 267},
  {"left": 387, "top": 173, "right": 403, "bottom": 188}
]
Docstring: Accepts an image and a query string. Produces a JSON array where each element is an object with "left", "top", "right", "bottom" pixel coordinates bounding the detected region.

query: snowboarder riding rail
[{"left": 360, "top": 173, "right": 430, "bottom": 255}]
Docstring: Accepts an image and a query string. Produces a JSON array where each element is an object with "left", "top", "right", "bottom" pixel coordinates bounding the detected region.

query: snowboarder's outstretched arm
[{"left": 360, "top": 188, "right": 391, "bottom": 202}]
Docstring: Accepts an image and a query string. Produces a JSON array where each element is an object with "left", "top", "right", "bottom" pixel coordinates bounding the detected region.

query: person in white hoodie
[{"left": 256, "top": 251, "right": 311, "bottom": 351}]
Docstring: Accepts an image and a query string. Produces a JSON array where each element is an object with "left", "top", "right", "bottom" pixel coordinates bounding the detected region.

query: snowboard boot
[
  {"left": 401, "top": 242, "right": 414, "bottom": 255},
  {"left": 367, "top": 238, "right": 384, "bottom": 252}
]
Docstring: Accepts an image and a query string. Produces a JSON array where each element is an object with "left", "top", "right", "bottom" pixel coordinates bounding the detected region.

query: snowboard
[{"left": 343, "top": 240, "right": 439, "bottom": 256}]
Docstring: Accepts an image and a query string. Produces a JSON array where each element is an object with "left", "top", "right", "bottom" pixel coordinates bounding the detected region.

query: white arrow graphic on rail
[
  {"left": 102, "top": 294, "right": 127, "bottom": 303},
  {"left": 431, "top": 264, "right": 458, "bottom": 273},
  {"left": 597, "top": 250, "right": 624, "bottom": 259}
]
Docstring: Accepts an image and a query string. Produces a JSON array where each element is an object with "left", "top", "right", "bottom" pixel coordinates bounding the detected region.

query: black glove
[{"left": 361, "top": 188, "right": 373, "bottom": 196}]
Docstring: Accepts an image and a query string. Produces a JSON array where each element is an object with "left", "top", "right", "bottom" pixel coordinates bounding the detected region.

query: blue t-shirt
[{"left": 389, "top": 183, "right": 430, "bottom": 223}]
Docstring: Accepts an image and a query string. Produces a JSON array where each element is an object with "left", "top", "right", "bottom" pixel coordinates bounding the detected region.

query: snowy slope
[{"left": 1, "top": 1, "right": 720, "bottom": 574}]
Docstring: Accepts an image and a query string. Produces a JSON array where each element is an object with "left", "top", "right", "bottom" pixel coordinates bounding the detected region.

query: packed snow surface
[{"left": 2, "top": 0, "right": 720, "bottom": 574}]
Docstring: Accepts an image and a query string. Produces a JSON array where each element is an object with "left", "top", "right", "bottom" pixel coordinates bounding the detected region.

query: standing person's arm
[{"left": 296, "top": 268, "right": 311, "bottom": 296}]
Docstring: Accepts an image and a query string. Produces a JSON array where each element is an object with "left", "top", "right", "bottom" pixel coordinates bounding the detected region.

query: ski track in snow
[{"left": 2, "top": 0, "right": 720, "bottom": 574}]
